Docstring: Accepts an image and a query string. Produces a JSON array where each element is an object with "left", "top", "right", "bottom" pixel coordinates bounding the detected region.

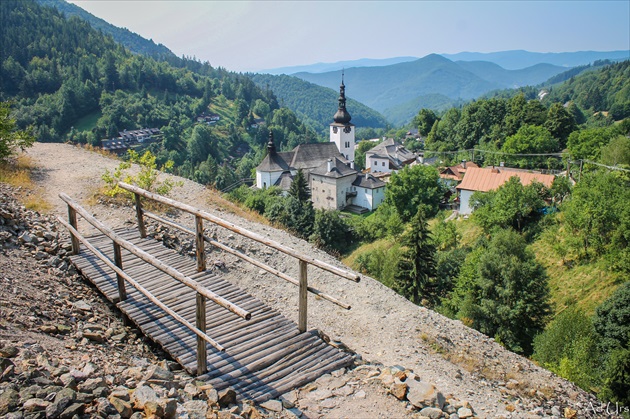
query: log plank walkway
[{"left": 70, "top": 228, "right": 353, "bottom": 403}]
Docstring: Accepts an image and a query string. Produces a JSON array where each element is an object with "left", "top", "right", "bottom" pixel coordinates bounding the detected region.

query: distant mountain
[
  {"left": 383, "top": 94, "right": 462, "bottom": 127},
  {"left": 455, "top": 61, "right": 566, "bottom": 88},
  {"left": 292, "top": 54, "right": 570, "bottom": 124},
  {"left": 442, "top": 50, "right": 629, "bottom": 70},
  {"left": 35, "top": 0, "right": 176, "bottom": 59},
  {"left": 258, "top": 56, "right": 418, "bottom": 75},
  {"left": 249, "top": 74, "right": 388, "bottom": 135}
]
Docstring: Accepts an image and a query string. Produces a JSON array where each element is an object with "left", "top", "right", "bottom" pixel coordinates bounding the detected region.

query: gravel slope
[{"left": 24, "top": 142, "right": 603, "bottom": 418}]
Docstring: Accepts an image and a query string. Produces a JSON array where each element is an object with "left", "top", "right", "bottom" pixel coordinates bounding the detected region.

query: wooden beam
[
  {"left": 57, "top": 216, "right": 225, "bottom": 352},
  {"left": 118, "top": 182, "right": 360, "bottom": 283},
  {"left": 113, "top": 242, "right": 127, "bottom": 302},
  {"left": 134, "top": 193, "right": 146, "bottom": 238},
  {"left": 195, "top": 215, "right": 206, "bottom": 272},
  {"left": 67, "top": 206, "right": 80, "bottom": 255},
  {"left": 143, "top": 210, "right": 351, "bottom": 310},
  {"left": 298, "top": 260, "right": 307, "bottom": 333},
  {"left": 196, "top": 293, "right": 208, "bottom": 375},
  {"left": 58, "top": 193, "right": 251, "bottom": 321}
]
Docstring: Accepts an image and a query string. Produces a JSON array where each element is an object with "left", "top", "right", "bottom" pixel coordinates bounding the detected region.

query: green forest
[
  {"left": 249, "top": 74, "right": 389, "bottom": 136},
  {"left": 0, "top": 0, "right": 320, "bottom": 190},
  {"left": 1, "top": 0, "right": 629, "bottom": 408}
]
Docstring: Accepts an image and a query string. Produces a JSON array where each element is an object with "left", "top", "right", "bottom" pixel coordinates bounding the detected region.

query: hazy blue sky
[{"left": 68, "top": 1, "right": 629, "bottom": 72}]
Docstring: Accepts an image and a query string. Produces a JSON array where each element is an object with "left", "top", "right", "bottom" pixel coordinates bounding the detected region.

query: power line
[
  {"left": 472, "top": 149, "right": 567, "bottom": 157},
  {"left": 582, "top": 159, "right": 630, "bottom": 172}
]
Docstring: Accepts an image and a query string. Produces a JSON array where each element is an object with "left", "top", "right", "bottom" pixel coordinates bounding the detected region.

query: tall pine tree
[
  {"left": 288, "top": 169, "right": 310, "bottom": 202},
  {"left": 394, "top": 206, "right": 437, "bottom": 306}
]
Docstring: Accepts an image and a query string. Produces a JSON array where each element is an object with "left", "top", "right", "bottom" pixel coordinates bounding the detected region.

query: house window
[
  {"left": 365, "top": 188, "right": 368, "bottom": 193},
  {"left": 382, "top": 162, "right": 385, "bottom": 166}
]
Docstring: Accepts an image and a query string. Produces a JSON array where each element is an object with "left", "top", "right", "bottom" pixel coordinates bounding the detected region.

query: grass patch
[
  {"left": 0, "top": 155, "right": 52, "bottom": 212},
  {"left": 209, "top": 96, "right": 236, "bottom": 126},
  {"left": 454, "top": 217, "right": 483, "bottom": 247},
  {"left": 73, "top": 110, "right": 102, "bottom": 133},
  {"left": 204, "top": 187, "right": 270, "bottom": 226},
  {"left": 531, "top": 235, "right": 622, "bottom": 316},
  {"left": 342, "top": 237, "right": 400, "bottom": 288}
]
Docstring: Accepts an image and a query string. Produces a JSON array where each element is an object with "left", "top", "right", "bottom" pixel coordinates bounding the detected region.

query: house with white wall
[
  {"left": 255, "top": 76, "right": 385, "bottom": 212},
  {"left": 456, "top": 166, "right": 555, "bottom": 215},
  {"left": 365, "top": 138, "right": 418, "bottom": 173}
]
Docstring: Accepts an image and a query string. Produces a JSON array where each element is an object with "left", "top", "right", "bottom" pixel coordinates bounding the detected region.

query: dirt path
[{"left": 23, "top": 142, "right": 600, "bottom": 418}]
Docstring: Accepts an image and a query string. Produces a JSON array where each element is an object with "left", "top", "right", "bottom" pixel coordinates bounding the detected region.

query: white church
[{"left": 255, "top": 77, "right": 385, "bottom": 212}]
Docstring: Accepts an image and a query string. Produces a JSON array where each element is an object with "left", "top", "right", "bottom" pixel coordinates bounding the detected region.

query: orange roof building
[
  {"left": 439, "top": 160, "right": 479, "bottom": 184},
  {"left": 456, "top": 166, "right": 555, "bottom": 214}
]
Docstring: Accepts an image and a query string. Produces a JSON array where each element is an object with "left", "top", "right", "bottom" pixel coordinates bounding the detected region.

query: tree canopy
[{"left": 385, "top": 164, "right": 443, "bottom": 222}]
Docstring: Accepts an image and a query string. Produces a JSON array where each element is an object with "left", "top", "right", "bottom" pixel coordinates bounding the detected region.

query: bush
[
  {"left": 310, "top": 210, "right": 353, "bottom": 253},
  {"left": 101, "top": 149, "right": 179, "bottom": 198},
  {"left": 533, "top": 309, "right": 601, "bottom": 390},
  {"left": 0, "top": 102, "right": 34, "bottom": 162}
]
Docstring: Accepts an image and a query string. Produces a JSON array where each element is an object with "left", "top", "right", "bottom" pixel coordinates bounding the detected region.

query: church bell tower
[{"left": 330, "top": 72, "right": 355, "bottom": 164}]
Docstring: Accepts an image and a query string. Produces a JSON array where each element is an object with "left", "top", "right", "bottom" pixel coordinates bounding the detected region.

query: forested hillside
[
  {"left": 0, "top": 0, "right": 318, "bottom": 189},
  {"left": 249, "top": 73, "right": 389, "bottom": 135},
  {"left": 417, "top": 60, "right": 630, "bottom": 168},
  {"left": 35, "top": 0, "right": 175, "bottom": 59}
]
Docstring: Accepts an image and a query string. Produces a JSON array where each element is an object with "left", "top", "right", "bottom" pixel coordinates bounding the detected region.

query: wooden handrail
[
  {"left": 56, "top": 216, "right": 225, "bottom": 352},
  {"left": 143, "top": 210, "right": 351, "bottom": 310},
  {"left": 118, "top": 182, "right": 360, "bottom": 283},
  {"left": 58, "top": 193, "right": 251, "bottom": 321}
]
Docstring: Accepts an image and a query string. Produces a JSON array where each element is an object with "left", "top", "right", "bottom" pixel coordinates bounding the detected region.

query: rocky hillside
[{"left": 0, "top": 142, "right": 612, "bottom": 418}]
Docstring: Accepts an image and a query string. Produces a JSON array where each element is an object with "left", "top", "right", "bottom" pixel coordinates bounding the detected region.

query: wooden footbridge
[{"left": 58, "top": 182, "right": 358, "bottom": 403}]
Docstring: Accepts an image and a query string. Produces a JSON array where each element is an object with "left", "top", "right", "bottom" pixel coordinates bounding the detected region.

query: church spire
[
  {"left": 333, "top": 70, "right": 352, "bottom": 124},
  {"left": 267, "top": 130, "right": 276, "bottom": 155}
]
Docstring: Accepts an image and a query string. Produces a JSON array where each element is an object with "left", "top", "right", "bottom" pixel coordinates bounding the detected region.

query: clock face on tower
[
  {"left": 343, "top": 126, "right": 351, "bottom": 133},
  {"left": 332, "top": 126, "right": 338, "bottom": 134}
]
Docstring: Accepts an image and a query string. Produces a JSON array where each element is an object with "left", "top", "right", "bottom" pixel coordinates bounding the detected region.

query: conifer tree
[
  {"left": 394, "top": 206, "right": 437, "bottom": 306},
  {"left": 288, "top": 169, "right": 310, "bottom": 203}
]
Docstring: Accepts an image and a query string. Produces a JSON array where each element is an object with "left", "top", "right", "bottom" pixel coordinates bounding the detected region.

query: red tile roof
[{"left": 456, "top": 167, "right": 555, "bottom": 192}]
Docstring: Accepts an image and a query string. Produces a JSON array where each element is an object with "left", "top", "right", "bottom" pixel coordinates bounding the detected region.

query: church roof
[
  {"left": 289, "top": 143, "right": 349, "bottom": 170},
  {"left": 310, "top": 157, "right": 358, "bottom": 178},
  {"left": 257, "top": 151, "right": 290, "bottom": 172},
  {"left": 352, "top": 173, "right": 386, "bottom": 189},
  {"left": 273, "top": 171, "right": 294, "bottom": 191}
]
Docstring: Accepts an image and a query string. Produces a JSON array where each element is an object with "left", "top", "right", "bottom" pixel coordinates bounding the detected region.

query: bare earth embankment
[{"left": 0, "top": 142, "right": 608, "bottom": 418}]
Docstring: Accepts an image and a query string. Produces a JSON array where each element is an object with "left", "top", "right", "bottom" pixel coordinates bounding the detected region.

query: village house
[
  {"left": 255, "top": 76, "right": 386, "bottom": 212},
  {"left": 439, "top": 160, "right": 479, "bottom": 187},
  {"left": 196, "top": 112, "right": 221, "bottom": 124},
  {"left": 456, "top": 166, "right": 555, "bottom": 215},
  {"left": 365, "top": 138, "right": 418, "bottom": 173},
  {"left": 101, "top": 128, "right": 161, "bottom": 154}
]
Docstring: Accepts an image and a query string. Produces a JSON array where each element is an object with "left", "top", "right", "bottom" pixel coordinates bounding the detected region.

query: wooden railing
[
  {"left": 117, "top": 182, "right": 359, "bottom": 334},
  {"left": 58, "top": 193, "right": 251, "bottom": 375}
]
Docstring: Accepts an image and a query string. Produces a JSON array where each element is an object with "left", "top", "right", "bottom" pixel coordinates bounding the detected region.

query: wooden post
[
  {"left": 196, "top": 292, "right": 208, "bottom": 375},
  {"left": 298, "top": 260, "right": 308, "bottom": 333},
  {"left": 68, "top": 206, "right": 80, "bottom": 255},
  {"left": 195, "top": 215, "right": 206, "bottom": 272},
  {"left": 134, "top": 193, "right": 146, "bottom": 238},
  {"left": 113, "top": 242, "right": 127, "bottom": 302}
]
